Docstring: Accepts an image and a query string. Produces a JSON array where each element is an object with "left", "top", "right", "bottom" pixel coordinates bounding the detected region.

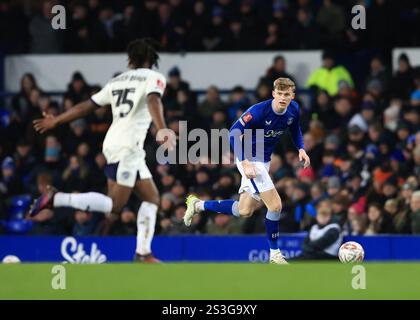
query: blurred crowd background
[
  {"left": 0, "top": 0, "right": 420, "bottom": 237},
  {"left": 1, "top": 0, "right": 420, "bottom": 54}
]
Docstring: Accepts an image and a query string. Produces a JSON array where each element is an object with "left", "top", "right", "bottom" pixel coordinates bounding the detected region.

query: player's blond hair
[{"left": 273, "top": 78, "right": 296, "bottom": 92}]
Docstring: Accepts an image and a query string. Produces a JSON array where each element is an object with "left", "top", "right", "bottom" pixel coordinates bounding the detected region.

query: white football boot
[
  {"left": 184, "top": 194, "right": 201, "bottom": 227},
  {"left": 270, "top": 249, "right": 289, "bottom": 265}
]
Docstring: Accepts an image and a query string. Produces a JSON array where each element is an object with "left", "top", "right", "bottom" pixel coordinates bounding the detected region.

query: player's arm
[
  {"left": 33, "top": 99, "right": 98, "bottom": 134},
  {"left": 289, "top": 109, "right": 310, "bottom": 168},
  {"left": 229, "top": 110, "right": 258, "bottom": 179},
  {"left": 148, "top": 93, "right": 176, "bottom": 150},
  {"left": 147, "top": 93, "right": 167, "bottom": 131}
]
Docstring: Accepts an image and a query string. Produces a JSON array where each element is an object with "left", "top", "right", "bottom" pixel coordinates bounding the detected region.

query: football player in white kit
[{"left": 30, "top": 39, "right": 175, "bottom": 262}]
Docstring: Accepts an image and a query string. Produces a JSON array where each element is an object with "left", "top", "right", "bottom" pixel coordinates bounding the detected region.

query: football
[
  {"left": 338, "top": 241, "right": 364, "bottom": 263},
  {"left": 2, "top": 255, "right": 21, "bottom": 264}
]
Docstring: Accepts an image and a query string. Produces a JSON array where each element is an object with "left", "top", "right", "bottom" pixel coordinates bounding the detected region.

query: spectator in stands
[
  {"left": 109, "top": 207, "right": 137, "bottom": 236},
  {"left": 202, "top": 6, "right": 228, "bottom": 51},
  {"left": 29, "top": 0, "right": 62, "bottom": 53},
  {"left": 292, "top": 182, "right": 316, "bottom": 231},
  {"left": 72, "top": 210, "right": 103, "bottom": 236},
  {"left": 365, "top": 55, "right": 391, "bottom": 98},
  {"left": 65, "top": 2, "right": 95, "bottom": 53},
  {"left": 390, "top": 53, "right": 414, "bottom": 100},
  {"left": 87, "top": 152, "right": 107, "bottom": 194},
  {"left": 331, "top": 193, "right": 351, "bottom": 227},
  {"left": 260, "top": 55, "right": 295, "bottom": 87},
  {"left": 11, "top": 73, "right": 39, "bottom": 123},
  {"left": 13, "top": 139, "right": 36, "bottom": 185},
  {"left": 28, "top": 208, "right": 57, "bottom": 235},
  {"left": 385, "top": 198, "right": 410, "bottom": 234},
  {"left": 290, "top": 8, "right": 320, "bottom": 49},
  {"left": 186, "top": 0, "right": 209, "bottom": 51},
  {"left": 61, "top": 155, "right": 89, "bottom": 192},
  {"left": 410, "top": 71, "right": 420, "bottom": 107},
  {"left": 225, "top": 18, "right": 250, "bottom": 51},
  {"left": 306, "top": 51, "right": 354, "bottom": 96},
  {"left": 66, "top": 72, "right": 91, "bottom": 104},
  {"left": 207, "top": 213, "right": 242, "bottom": 235},
  {"left": 298, "top": 206, "right": 342, "bottom": 260},
  {"left": 410, "top": 191, "right": 420, "bottom": 234},
  {"left": 164, "top": 66, "right": 192, "bottom": 107},
  {"left": 350, "top": 215, "right": 368, "bottom": 236},
  {"left": 27, "top": 135, "right": 63, "bottom": 192},
  {"left": 226, "top": 86, "right": 251, "bottom": 122},
  {"left": 0, "top": 157, "right": 25, "bottom": 199},
  {"left": 160, "top": 204, "right": 192, "bottom": 235},
  {"left": 197, "top": 86, "right": 225, "bottom": 123},
  {"left": 412, "top": 146, "right": 420, "bottom": 178},
  {"left": 365, "top": 202, "right": 395, "bottom": 235},
  {"left": 112, "top": 4, "right": 140, "bottom": 52},
  {"left": 255, "top": 81, "right": 272, "bottom": 102},
  {"left": 316, "top": 0, "right": 345, "bottom": 48}
]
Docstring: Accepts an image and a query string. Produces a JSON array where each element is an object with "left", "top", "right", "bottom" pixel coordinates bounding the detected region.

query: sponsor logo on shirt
[{"left": 264, "top": 130, "right": 284, "bottom": 138}]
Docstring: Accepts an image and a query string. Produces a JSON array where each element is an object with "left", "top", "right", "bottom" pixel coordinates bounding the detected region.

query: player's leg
[
  {"left": 28, "top": 159, "right": 135, "bottom": 218},
  {"left": 106, "top": 178, "right": 133, "bottom": 214},
  {"left": 259, "top": 188, "right": 288, "bottom": 264},
  {"left": 184, "top": 191, "right": 261, "bottom": 226},
  {"left": 184, "top": 159, "right": 262, "bottom": 226},
  {"left": 132, "top": 178, "right": 161, "bottom": 262},
  {"left": 28, "top": 186, "right": 114, "bottom": 218}
]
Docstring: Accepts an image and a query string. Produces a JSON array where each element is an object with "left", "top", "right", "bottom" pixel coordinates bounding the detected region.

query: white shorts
[
  {"left": 236, "top": 159, "right": 275, "bottom": 201},
  {"left": 104, "top": 148, "right": 152, "bottom": 188}
]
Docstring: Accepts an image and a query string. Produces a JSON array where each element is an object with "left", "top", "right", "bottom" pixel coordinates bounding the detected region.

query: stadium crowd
[
  {"left": 1, "top": 49, "right": 420, "bottom": 237},
  {"left": 1, "top": 0, "right": 420, "bottom": 54}
]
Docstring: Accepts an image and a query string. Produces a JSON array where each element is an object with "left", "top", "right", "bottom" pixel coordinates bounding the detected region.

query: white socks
[
  {"left": 136, "top": 201, "right": 158, "bottom": 255},
  {"left": 195, "top": 200, "right": 205, "bottom": 212},
  {"left": 53, "top": 192, "right": 113, "bottom": 214},
  {"left": 270, "top": 248, "right": 281, "bottom": 256}
]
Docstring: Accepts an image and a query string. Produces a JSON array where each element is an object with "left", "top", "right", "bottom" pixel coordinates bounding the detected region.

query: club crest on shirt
[
  {"left": 156, "top": 79, "right": 165, "bottom": 90},
  {"left": 122, "top": 171, "right": 130, "bottom": 180},
  {"left": 243, "top": 113, "right": 253, "bottom": 123},
  {"left": 287, "top": 117, "right": 294, "bottom": 125}
]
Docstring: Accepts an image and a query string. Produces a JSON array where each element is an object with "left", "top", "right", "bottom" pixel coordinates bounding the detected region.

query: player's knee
[
  {"left": 267, "top": 202, "right": 282, "bottom": 213},
  {"left": 238, "top": 207, "right": 254, "bottom": 218},
  {"left": 149, "top": 195, "right": 160, "bottom": 207}
]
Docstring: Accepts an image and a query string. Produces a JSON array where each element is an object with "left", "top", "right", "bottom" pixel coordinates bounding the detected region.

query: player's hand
[
  {"left": 298, "top": 149, "right": 311, "bottom": 168},
  {"left": 156, "top": 128, "right": 177, "bottom": 151},
  {"left": 33, "top": 112, "right": 58, "bottom": 134},
  {"left": 166, "top": 132, "right": 177, "bottom": 151},
  {"left": 241, "top": 160, "right": 257, "bottom": 179}
]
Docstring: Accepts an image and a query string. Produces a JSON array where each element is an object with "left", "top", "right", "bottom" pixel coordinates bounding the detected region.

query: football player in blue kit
[{"left": 184, "top": 78, "right": 310, "bottom": 264}]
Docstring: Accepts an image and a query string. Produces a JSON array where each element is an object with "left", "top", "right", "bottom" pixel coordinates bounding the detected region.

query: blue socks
[
  {"left": 204, "top": 201, "right": 281, "bottom": 250},
  {"left": 265, "top": 211, "right": 280, "bottom": 250},
  {"left": 203, "top": 200, "right": 240, "bottom": 217}
]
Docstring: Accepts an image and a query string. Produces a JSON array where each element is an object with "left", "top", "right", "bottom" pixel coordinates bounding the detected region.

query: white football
[
  {"left": 2, "top": 255, "right": 21, "bottom": 264},
  {"left": 338, "top": 241, "right": 364, "bottom": 263}
]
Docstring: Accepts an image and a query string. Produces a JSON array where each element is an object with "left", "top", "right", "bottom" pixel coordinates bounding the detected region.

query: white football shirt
[{"left": 91, "top": 68, "right": 166, "bottom": 163}]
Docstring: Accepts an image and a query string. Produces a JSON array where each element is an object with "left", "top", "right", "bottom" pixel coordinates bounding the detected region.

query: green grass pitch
[{"left": 1, "top": 262, "right": 419, "bottom": 299}]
